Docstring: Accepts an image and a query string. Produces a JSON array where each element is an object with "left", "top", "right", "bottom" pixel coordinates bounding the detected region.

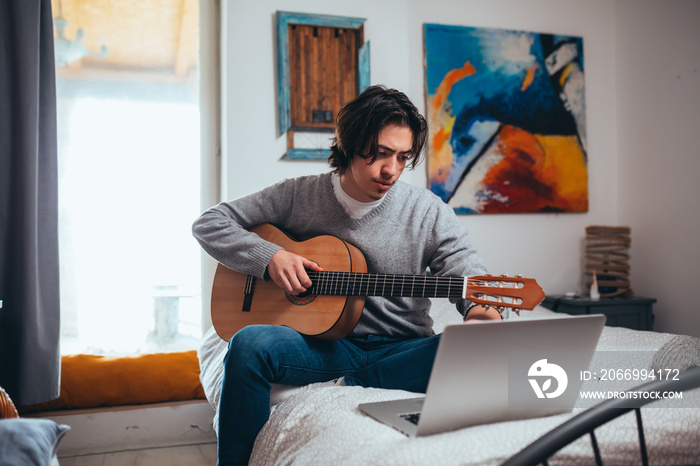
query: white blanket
[
  {"left": 198, "top": 304, "right": 700, "bottom": 465},
  {"left": 250, "top": 382, "right": 700, "bottom": 465}
]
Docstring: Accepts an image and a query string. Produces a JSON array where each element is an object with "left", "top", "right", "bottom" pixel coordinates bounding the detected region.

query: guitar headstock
[{"left": 466, "top": 274, "right": 545, "bottom": 316}]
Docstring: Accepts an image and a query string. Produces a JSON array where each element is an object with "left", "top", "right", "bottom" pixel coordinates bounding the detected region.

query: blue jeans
[{"left": 217, "top": 325, "right": 441, "bottom": 465}]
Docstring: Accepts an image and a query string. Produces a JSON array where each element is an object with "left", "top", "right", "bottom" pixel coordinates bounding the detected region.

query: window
[{"left": 54, "top": 0, "right": 214, "bottom": 355}]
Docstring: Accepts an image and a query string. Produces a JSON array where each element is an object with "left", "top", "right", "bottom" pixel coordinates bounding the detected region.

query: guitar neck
[{"left": 308, "top": 271, "right": 466, "bottom": 299}]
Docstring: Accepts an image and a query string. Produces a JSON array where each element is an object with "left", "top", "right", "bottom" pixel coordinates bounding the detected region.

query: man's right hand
[{"left": 267, "top": 250, "right": 323, "bottom": 295}]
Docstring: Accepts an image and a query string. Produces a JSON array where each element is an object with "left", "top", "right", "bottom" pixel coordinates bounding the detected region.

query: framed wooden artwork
[
  {"left": 276, "top": 11, "right": 370, "bottom": 160},
  {"left": 424, "top": 23, "right": 588, "bottom": 214}
]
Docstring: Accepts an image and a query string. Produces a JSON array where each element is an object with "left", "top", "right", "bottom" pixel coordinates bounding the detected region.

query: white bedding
[
  {"left": 198, "top": 303, "right": 700, "bottom": 465},
  {"left": 250, "top": 381, "right": 700, "bottom": 465}
]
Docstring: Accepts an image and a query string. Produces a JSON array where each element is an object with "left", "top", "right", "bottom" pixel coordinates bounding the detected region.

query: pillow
[
  {"left": 19, "top": 351, "right": 206, "bottom": 413},
  {"left": 0, "top": 418, "right": 69, "bottom": 466},
  {"left": 197, "top": 326, "right": 229, "bottom": 411},
  {"left": 197, "top": 326, "right": 229, "bottom": 435}
]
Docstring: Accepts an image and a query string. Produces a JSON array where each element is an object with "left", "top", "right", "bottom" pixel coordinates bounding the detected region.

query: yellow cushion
[{"left": 18, "top": 351, "right": 205, "bottom": 413}]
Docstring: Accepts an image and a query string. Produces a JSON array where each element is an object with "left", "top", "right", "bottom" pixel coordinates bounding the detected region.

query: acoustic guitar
[{"left": 211, "top": 224, "right": 545, "bottom": 341}]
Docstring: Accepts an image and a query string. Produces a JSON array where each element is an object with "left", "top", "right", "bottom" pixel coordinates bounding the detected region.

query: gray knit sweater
[{"left": 192, "top": 172, "right": 488, "bottom": 338}]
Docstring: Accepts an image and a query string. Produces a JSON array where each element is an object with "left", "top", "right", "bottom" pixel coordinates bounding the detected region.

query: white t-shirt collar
[{"left": 331, "top": 172, "right": 385, "bottom": 220}]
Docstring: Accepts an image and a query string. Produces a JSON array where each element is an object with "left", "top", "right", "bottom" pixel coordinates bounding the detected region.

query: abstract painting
[{"left": 424, "top": 23, "right": 588, "bottom": 214}]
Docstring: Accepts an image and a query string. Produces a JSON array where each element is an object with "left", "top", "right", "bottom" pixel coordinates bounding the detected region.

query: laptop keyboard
[{"left": 399, "top": 412, "right": 421, "bottom": 425}]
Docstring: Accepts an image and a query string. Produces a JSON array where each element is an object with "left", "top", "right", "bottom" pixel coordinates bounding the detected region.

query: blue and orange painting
[{"left": 424, "top": 23, "right": 588, "bottom": 214}]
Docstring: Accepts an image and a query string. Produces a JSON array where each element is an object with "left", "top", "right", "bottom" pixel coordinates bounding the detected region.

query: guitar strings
[
  {"left": 306, "top": 271, "right": 464, "bottom": 298},
  {"left": 304, "top": 272, "right": 528, "bottom": 308}
]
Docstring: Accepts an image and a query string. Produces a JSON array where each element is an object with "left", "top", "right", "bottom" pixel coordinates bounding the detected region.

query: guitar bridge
[{"left": 242, "top": 275, "right": 256, "bottom": 312}]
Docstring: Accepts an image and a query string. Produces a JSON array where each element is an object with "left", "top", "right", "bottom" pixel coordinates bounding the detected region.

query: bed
[{"left": 197, "top": 301, "right": 700, "bottom": 465}]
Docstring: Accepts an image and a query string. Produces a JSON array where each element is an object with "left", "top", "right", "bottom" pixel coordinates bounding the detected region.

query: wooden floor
[{"left": 59, "top": 443, "right": 217, "bottom": 466}]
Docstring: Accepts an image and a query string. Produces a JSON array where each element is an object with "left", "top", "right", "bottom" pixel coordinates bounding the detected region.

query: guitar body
[{"left": 211, "top": 224, "right": 368, "bottom": 341}]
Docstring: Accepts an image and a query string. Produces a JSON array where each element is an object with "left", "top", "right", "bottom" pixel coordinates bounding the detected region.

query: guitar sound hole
[{"left": 286, "top": 290, "right": 317, "bottom": 306}]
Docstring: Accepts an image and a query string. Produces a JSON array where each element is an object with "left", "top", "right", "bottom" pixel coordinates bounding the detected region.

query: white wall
[
  {"left": 615, "top": 0, "right": 700, "bottom": 336},
  {"left": 221, "top": 0, "right": 699, "bottom": 336}
]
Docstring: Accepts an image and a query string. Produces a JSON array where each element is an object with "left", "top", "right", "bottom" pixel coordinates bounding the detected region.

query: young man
[{"left": 193, "top": 85, "right": 503, "bottom": 465}]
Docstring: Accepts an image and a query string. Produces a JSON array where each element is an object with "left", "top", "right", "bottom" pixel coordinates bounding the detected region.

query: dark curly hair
[{"left": 328, "top": 85, "right": 428, "bottom": 173}]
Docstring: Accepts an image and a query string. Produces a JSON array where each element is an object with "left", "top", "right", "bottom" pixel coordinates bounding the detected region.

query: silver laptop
[{"left": 358, "top": 314, "right": 606, "bottom": 436}]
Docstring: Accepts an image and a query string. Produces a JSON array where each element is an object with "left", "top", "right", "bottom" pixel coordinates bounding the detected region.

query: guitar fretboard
[{"left": 307, "top": 271, "right": 465, "bottom": 299}]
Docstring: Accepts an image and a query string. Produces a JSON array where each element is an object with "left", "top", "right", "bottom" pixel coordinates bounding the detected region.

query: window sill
[{"left": 26, "top": 400, "right": 216, "bottom": 457}]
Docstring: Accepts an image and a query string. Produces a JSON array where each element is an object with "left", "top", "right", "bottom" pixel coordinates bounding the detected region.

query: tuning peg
[
  {"left": 496, "top": 306, "right": 510, "bottom": 317},
  {"left": 515, "top": 274, "right": 523, "bottom": 278}
]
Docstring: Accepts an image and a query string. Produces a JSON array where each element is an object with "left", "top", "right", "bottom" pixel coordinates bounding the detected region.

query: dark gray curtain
[{"left": 0, "top": 0, "right": 60, "bottom": 406}]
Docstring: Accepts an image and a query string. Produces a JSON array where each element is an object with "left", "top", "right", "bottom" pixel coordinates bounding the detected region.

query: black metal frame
[{"left": 503, "top": 366, "right": 700, "bottom": 466}]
